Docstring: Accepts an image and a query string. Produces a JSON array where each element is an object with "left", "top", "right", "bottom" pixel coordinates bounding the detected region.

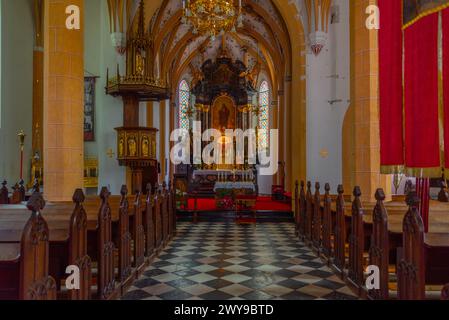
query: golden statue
[
  {"left": 136, "top": 50, "right": 145, "bottom": 76},
  {"left": 142, "top": 137, "right": 149, "bottom": 157},
  {"left": 239, "top": 62, "right": 260, "bottom": 88},
  {"left": 190, "top": 64, "right": 204, "bottom": 88},
  {"left": 118, "top": 137, "right": 124, "bottom": 157},
  {"left": 128, "top": 137, "right": 137, "bottom": 157}
]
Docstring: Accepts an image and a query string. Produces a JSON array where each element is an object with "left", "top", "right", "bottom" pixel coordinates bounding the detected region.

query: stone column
[
  {"left": 43, "top": 0, "right": 84, "bottom": 201},
  {"left": 350, "top": 0, "right": 391, "bottom": 202}
]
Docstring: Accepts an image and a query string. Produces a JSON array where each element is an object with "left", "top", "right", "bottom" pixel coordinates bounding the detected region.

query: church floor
[{"left": 122, "top": 222, "right": 358, "bottom": 300}]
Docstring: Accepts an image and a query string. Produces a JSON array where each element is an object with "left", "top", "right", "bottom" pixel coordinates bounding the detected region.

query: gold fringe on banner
[
  {"left": 380, "top": 165, "right": 405, "bottom": 175},
  {"left": 403, "top": 166, "right": 443, "bottom": 178},
  {"left": 403, "top": 0, "right": 449, "bottom": 29}
]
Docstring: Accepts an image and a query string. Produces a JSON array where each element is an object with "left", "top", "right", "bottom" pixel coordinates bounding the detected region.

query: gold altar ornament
[{"left": 182, "top": 0, "right": 243, "bottom": 39}]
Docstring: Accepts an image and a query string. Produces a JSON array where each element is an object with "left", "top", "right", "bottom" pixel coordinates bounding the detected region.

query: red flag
[{"left": 379, "top": 0, "right": 404, "bottom": 172}]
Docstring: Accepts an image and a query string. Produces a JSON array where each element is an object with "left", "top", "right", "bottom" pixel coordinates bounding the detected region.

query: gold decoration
[
  {"left": 128, "top": 136, "right": 137, "bottom": 157},
  {"left": 142, "top": 136, "right": 150, "bottom": 157},
  {"left": 18, "top": 130, "right": 26, "bottom": 151},
  {"left": 84, "top": 157, "right": 99, "bottom": 188},
  {"left": 118, "top": 137, "right": 125, "bottom": 157},
  {"left": 182, "top": 0, "right": 242, "bottom": 39}
]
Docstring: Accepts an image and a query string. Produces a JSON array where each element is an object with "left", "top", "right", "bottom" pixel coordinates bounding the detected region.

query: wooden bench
[
  {"left": 397, "top": 192, "right": 449, "bottom": 300},
  {"left": 0, "top": 190, "right": 92, "bottom": 300},
  {"left": 0, "top": 193, "right": 56, "bottom": 300}
]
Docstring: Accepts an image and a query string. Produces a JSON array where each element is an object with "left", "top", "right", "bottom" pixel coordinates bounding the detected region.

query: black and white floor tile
[{"left": 122, "top": 222, "right": 358, "bottom": 300}]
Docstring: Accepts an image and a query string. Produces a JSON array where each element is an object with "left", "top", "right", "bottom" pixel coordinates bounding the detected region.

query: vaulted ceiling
[{"left": 145, "top": 0, "right": 292, "bottom": 94}]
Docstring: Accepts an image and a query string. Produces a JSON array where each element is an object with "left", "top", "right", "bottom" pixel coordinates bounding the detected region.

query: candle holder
[{"left": 17, "top": 130, "right": 26, "bottom": 180}]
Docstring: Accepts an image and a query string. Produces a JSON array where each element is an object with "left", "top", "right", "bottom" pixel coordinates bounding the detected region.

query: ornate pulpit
[{"left": 106, "top": 2, "right": 166, "bottom": 193}]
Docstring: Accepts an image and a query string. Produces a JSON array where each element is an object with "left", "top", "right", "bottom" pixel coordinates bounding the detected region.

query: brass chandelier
[{"left": 182, "top": 0, "right": 243, "bottom": 40}]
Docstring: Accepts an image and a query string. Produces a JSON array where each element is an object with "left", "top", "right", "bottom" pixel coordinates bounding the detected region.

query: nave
[{"left": 122, "top": 222, "right": 357, "bottom": 300}]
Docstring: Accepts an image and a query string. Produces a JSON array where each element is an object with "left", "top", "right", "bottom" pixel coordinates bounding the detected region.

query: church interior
[{"left": 1, "top": 0, "right": 449, "bottom": 303}]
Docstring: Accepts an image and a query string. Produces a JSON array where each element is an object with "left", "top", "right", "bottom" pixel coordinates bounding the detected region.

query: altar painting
[{"left": 212, "top": 95, "right": 236, "bottom": 132}]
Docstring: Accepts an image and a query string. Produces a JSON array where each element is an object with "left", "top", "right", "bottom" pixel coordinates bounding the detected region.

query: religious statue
[
  {"left": 135, "top": 50, "right": 145, "bottom": 76},
  {"left": 118, "top": 137, "right": 124, "bottom": 157},
  {"left": 142, "top": 137, "right": 149, "bottom": 157},
  {"left": 190, "top": 64, "right": 204, "bottom": 88},
  {"left": 239, "top": 62, "right": 260, "bottom": 89},
  {"left": 128, "top": 137, "right": 137, "bottom": 157}
]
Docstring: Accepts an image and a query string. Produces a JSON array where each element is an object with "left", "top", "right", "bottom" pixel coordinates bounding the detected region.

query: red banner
[
  {"left": 443, "top": 9, "right": 449, "bottom": 174},
  {"left": 379, "top": 0, "right": 404, "bottom": 172},
  {"left": 404, "top": 13, "right": 440, "bottom": 177}
]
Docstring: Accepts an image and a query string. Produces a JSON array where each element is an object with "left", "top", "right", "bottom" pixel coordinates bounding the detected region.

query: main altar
[{"left": 174, "top": 41, "right": 260, "bottom": 198}]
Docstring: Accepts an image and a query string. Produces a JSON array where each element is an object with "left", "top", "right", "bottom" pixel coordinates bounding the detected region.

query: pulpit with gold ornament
[
  {"left": 115, "top": 127, "right": 158, "bottom": 192},
  {"left": 105, "top": 2, "right": 166, "bottom": 193}
]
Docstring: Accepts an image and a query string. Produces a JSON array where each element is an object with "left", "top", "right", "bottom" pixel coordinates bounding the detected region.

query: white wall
[
  {"left": 305, "top": 0, "right": 350, "bottom": 192},
  {"left": 0, "top": 0, "right": 34, "bottom": 185},
  {"left": 84, "top": 0, "right": 125, "bottom": 195}
]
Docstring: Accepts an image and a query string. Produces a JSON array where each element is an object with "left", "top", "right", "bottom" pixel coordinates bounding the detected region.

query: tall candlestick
[{"left": 18, "top": 130, "right": 26, "bottom": 180}]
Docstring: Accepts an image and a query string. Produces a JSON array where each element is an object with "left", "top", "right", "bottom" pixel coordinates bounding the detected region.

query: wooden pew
[
  {"left": 161, "top": 182, "right": 169, "bottom": 244},
  {"left": 305, "top": 181, "right": 313, "bottom": 243},
  {"left": 322, "top": 183, "right": 333, "bottom": 260},
  {"left": 0, "top": 193, "right": 56, "bottom": 300},
  {"left": 143, "top": 184, "right": 155, "bottom": 258},
  {"left": 298, "top": 181, "right": 306, "bottom": 240},
  {"left": 312, "top": 183, "right": 322, "bottom": 252},
  {"left": 0, "top": 181, "right": 9, "bottom": 204},
  {"left": 347, "top": 186, "right": 365, "bottom": 293},
  {"left": 294, "top": 181, "right": 299, "bottom": 235},
  {"left": 131, "top": 191, "right": 145, "bottom": 276},
  {"left": 397, "top": 192, "right": 449, "bottom": 300},
  {"left": 63, "top": 189, "right": 91, "bottom": 300},
  {"left": 168, "top": 181, "right": 176, "bottom": 239},
  {"left": 442, "top": 284, "right": 449, "bottom": 300},
  {"left": 87, "top": 187, "right": 116, "bottom": 300},
  {"left": 332, "top": 185, "right": 347, "bottom": 276},
  {"left": 117, "top": 186, "right": 133, "bottom": 292},
  {"left": 0, "top": 190, "right": 92, "bottom": 300},
  {"left": 368, "top": 189, "right": 389, "bottom": 300},
  {"left": 10, "top": 181, "right": 25, "bottom": 205},
  {"left": 154, "top": 187, "right": 163, "bottom": 250}
]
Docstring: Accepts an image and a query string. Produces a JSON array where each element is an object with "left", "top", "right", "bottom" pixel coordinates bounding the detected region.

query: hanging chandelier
[{"left": 182, "top": 0, "right": 243, "bottom": 40}]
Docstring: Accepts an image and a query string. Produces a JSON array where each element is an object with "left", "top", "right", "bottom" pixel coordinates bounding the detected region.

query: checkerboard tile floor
[{"left": 122, "top": 222, "right": 358, "bottom": 300}]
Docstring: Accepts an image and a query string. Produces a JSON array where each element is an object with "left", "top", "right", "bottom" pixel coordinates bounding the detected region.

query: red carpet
[{"left": 186, "top": 196, "right": 292, "bottom": 212}]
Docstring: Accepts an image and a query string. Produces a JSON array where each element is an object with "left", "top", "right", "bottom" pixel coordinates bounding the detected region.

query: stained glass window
[
  {"left": 179, "top": 80, "right": 190, "bottom": 130},
  {"left": 258, "top": 81, "right": 270, "bottom": 150}
]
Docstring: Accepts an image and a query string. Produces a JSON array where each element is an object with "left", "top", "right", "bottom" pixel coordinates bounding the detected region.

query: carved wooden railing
[
  {"left": 132, "top": 191, "right": 145, "bottom": 271},
  {"left": 322, "top": 183, "right": 332, "bottom": 259},
  {"left": 299, "top": 181, "right": 307, "bottom": 240},
  {"left": 348, "top": 186, "right": 365, "bottom": 290},
  {"left": 161, "top": 183, "right": 169, "bottom": 243},
  {"left": 68, "top": 189, "right": 92, "bottom": 300},
  {"left": 144, "top": 184, "right": 155, "bottom": 257},
  {"left": 118, "top": 186, "right": 132, "bottom": 284},
  {"left": 332, "top": 185, "right": 346, "bottom": 274},
  {"left": 305, "top": 182, "right": 313, "bottom": 243},
  {"left": 154, "top": 187, "right": 162, "bottom": 249},
  {"left": 312, "top": 183, "right": 322, "bottom": 251},
  {"left": 97, "top": 187, "right": 115, "bottom": 300},
  {"left": 397, "top": 192, "right": 425, "bottom": 300},
  {"left": 21, "top": 193, "right": 57, "bottom": 300},
  {"left": 368, "top": 189, "right": 389, "bottom": 300},
  {"left": 294, "top": 181, "right": 299, "bottom": 235}
]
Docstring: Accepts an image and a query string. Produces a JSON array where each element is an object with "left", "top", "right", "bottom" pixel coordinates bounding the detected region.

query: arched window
[
  {"left": 178, "top": 80, "right": 190, "bottom": 130},
  {"left": 258, "top": 81, "right": 270, "bottom": 150}
]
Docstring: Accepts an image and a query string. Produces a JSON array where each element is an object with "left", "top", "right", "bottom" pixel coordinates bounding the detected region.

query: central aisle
[{"left": 123, "top": 222, "right": 357, "bottom": 300}]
